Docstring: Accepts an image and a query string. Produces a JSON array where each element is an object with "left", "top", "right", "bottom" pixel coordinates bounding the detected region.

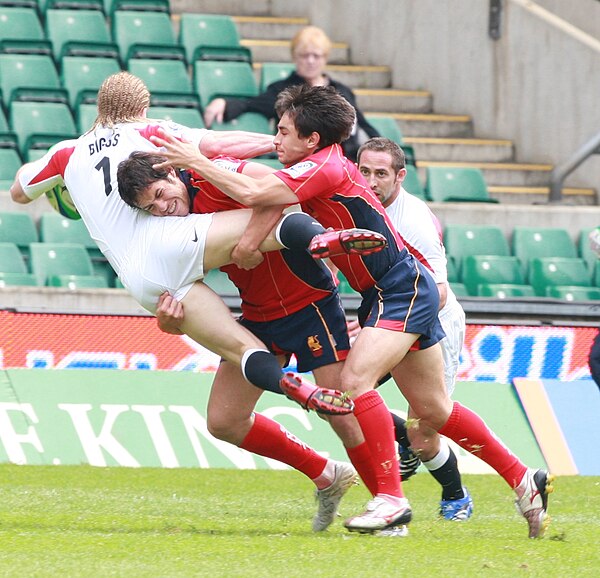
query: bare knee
[{"left": 207, "top": 411, "right": 252, "bottom": 446}]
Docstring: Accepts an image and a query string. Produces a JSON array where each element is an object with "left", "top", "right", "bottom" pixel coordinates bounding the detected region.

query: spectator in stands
[
  {"left": 587, "top": 228, "right": 600, "bottom": 390},
  {"left": 202, "top": 25, "right": 379, "bottom": 161}
]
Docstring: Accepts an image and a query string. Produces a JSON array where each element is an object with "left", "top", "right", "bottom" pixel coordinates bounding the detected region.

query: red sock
[
  {"left": 347, "top": 441, "right": 377, "bottom": 497},
  {"left": 240, "top": 413, "right": 327, "bottom": 479},
  {"left": 354, "top": 390, "right": 402, "bottom": 498},
  {"left": 439, "top": 402, "right": 527, "bottom": 488}
]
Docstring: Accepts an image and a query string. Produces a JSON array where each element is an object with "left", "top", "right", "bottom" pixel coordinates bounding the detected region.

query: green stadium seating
[
  {"left": 0, "top": 212, "right": 38, "bottom": 254},
  {"left": 45, "top": 0, "right": 104, "bottom": 12},
  {"left": 76, "top": 102, "right": 98, "bottom": 132},
  {"left": 203, "top": 268, "right": 238, "bottom": 296},
  {"left": 0, "top": 7, "right": 50, "bottom": 56},
  {"left": 449, "top": 282, "right": 468, "bottom": 297},
  {"left": 147, "top": 106, "right": 205, "bottom": 128},
  {"left": 210, "top": 112, "right": 272, "bottom": 134},
  {"left": 29, "top": 241, "right": 94, "bottom": 285},
  {"left": 108, "top": 0, "right": 169, "bottom": 15},
  {"left": 477, "top": 283, "right": 536, "bottom": 298},
  {"left": 259, "top": 62, "right": 295, "bottom": 92},
  {"left": 0, "top": 54, "right": 67, "bottom": 107},
  {"left": 193, "top": 60, "right": 258, "bottom": 110},
  {"left": 443, "top": 224, "right": 510, "bottom": 276},
  {"left": 128, "top": 58, "right": 198, "bottom": 109},
  {"left": 48, "top": 273, "right": 108, "bottom": 288},
  {"left": 578, "top": 226, "right": 597, "bottom": 279},
  {"left": 446, "top": 256, "right": 458, "bottom": 283},
  {"left": 0, "top": 148, "right": 23, "bottom": 190},
  {"left": 425, "top": 166, "right": 498, "bottom": 203},
  {"left": 178, "top": 13, "right": 249, "bottom": 65},
  {"left": 528, "top": 256, "right": 590, "bottom": 297},
  {"left": 403, "top": 164, "right": 426, "bottom": 200},
  {"left": 546, "top": 285, "right": 600, "bottom": 301},
  {"left": 39, "top": 212, "right": 116, "bottom": 286},
  {"left": 462, "top": 255, "right": 525, "bottom": 296},
  {"left": 365, "top": 115, "right": 404, "bottom": 144},
  {"left": 10, "top": 101, "right": 77, "bottom": 157},
  {"left": 45, "top": 9, "right": 117, "bottom": 62},
  {"left": 112, "top": 10, "right": 182, "bottom": 63},
  {"left": 0, "top": 241, "right": 28, "bottom": 273},
  {"left": 61, "top": 56, "right": 121, "bottom": 109},
  {"left": 0, "top": 271, "right": 38, "bottom": 286},
  {"left": 512, "top": 226, "right": 578, "bottom": 280}
]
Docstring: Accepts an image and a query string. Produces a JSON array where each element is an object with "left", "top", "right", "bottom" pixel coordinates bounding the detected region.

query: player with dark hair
[{"left": 148, "top": 84, "right": 553, "bottom": 539}]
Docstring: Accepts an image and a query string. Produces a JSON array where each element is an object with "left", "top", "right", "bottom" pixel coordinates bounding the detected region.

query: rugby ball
[{"left": 45, "top": 184, "right": 80, "bottom": 220}]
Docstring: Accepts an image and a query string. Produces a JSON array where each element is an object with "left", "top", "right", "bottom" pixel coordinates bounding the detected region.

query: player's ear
[{"left": 306, "top": 131, "right": 321, "bottom": 150}]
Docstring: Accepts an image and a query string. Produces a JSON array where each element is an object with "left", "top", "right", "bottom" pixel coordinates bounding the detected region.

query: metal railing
[{"left": 549, "top": 130, "right": 600, "bottom": 203}]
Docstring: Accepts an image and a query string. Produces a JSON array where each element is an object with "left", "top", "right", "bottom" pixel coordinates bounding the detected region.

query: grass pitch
[{"left": 0, "top": 464, "right": 598, "bottom": 577}]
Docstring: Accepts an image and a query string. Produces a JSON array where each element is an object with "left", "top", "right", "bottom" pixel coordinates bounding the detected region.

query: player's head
[
  {"left": 117, "top": 151, "right": 191, "bottom": 217},
  {"left": 93, "top": 72, "right": 150, "bottom": 129},
  {"left": 274, "top": 85, "right": 356, "bottom": 165},
  {"left": 357, "top": 138, "right": 407, "bottom": 207},
  {"left": 290, "top": 26, "right": 331, "bottom": 82}
]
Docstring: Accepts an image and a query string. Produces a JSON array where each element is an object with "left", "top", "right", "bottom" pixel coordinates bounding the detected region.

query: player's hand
[
  {"left": 203, "top": 98, "right": 226, "bottom": 127},
  {"left": 346, "top": 319, "right": 361, "bottom": 340},
  {"left": 150, "top": 128, "right": 204, "bottom": 170},
  {"left": 156, "top": 291, "right": 184, "bottom": 335},
  {"left": 231, "top": 243, "right": 264, "bottom": 270}
]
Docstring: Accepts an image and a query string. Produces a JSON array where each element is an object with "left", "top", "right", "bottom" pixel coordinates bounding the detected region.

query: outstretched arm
[
  {"left": 152, "top": 128, "right": 298, "bottom": 207},
  {"left": 200, "top": 129, "right": 275, "bottom": 160}
]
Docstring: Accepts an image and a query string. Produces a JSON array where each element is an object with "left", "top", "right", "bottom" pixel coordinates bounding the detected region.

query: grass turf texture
[{"left": 0, "top": 465, "right": 598, "bottom": 577}]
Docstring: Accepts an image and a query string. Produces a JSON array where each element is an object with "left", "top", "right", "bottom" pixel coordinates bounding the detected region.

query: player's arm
[
  {"left": 10, "top": 164, "right": 38, "bottom": 204},
  {"left": 200, "top": 130, "right": 275, "bottom": 160},
  {"left": 151, "top": 128, "right": 297, "bottom": 206}
]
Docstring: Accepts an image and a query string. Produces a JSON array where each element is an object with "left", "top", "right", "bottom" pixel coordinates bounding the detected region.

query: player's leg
[
  {"left": 202, "top": 210, "right": 387, "bottom": 271},
  {"left": 178, "top": 282, "right": 351, "bottom": 415}
]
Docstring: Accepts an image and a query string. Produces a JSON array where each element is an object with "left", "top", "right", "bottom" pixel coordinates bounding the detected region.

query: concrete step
[
  {"left": 406, "top": 137, "right": 513, "bottom": 163},
  {"left": 486, "top": 186, "right": 597, "bottom": 206},
  {"left": 368, "top": 113, "right": 473, "bottom": 139},
  {"left": 356, "top": 89, "right": 433, "bottom": 114},
  {"left": 232, "top": 15, "right": 309, "bottom": 40},
  {"left": 241, "top": 39, "right": 350, "bottom": 64}
]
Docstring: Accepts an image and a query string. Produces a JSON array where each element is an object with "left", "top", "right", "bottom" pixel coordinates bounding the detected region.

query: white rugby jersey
[
  {"left": 19, "top": 121, "right": 207, "bottom": 274},
  {"left": 384, "top": 187, "right": 460, "bottom": 320}
]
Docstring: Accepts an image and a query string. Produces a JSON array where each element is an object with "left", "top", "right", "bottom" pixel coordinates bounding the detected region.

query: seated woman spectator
[{"left": 202, "top": 25, "right": 379, "bottom": 161}]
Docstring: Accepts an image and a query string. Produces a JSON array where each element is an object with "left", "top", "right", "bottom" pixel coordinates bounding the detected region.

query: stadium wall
[
  {"left": 1, "top": 310, "right": 599, "bottom": 474},
  {"left": 307, "top": 0, "right": 600, "bottom": 191}
]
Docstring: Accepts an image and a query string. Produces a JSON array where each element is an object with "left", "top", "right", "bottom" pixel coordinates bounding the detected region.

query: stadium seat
[
  {"left": 443, "top": 224, "right": 510, "bottom": 276},
  {"left": 45, "top": 0, "right": 104, "bottom": 12},
  {"left": 425, "top": 166, "right": 498, "bottom": 203},
  {"left": 578, "top": 226, "right": 597, "bottom": 278},
  {"left": 259, "top": 62, "right": 295, "bottom": 92},
  {"left": 193, "top": 60, "right": 258, "bottom": 110},
  {"left": 446, "top": 256, "right": 458, "bottom": 283},
  {"left": 0, "top": 241, "right": 28, "bottom": 273},
  {"left": 0, "top": 212, "right": 38, "bottom": 254},
  {"left": 178, "top": 13, "right": 250, "bottom": 65},
  {"left": 403, "top": 164, "right": 426, "bottom": 200},
  {"left": 39, "top": 212, "right": 116, "bottom": 286},
  {"left": 128, "top": 59, "right": 198, "bottom": 109},
  {"left": 545, "top": 285, "right": 600, "bottom": 301},
  {"left": 0, "top": 54, "right": 67, "bottom": 107},
  {"left": 528, "top": 256, "right": 590, "bottom": 297},
  {"left": 203, "top": 268, "right": 238, "bottom": 296},
  {"left": 477, "top": 283, "right": 536, "bottom": 298},
  {"left": 402, "top": 145, "right": 416, "bottom": 167},
  {"left": 10, "top": 101, "right": 77, "bottom": 157},
  {"left": 112, "top": 10, "right": 183, "bottom": 63},
  {"left": 108, "top": 0, "right": 169, "bottom": 14},
  {"left": 512, "top": 226, "right": 578, "bottom": 279},
  {"left": 337, "top": 275, "right": 359, "bottom": 295},
  {"left": 48, "top": 273, "right": 108, "bottom": 288},
  {"left": 365, "top": 115, "right": 404, "bottom": 144},
  {"left": 462, "top": 255, "right": 525, "bottom": 296},
  {"left": 210, "top": 112, "right": 272, "bottom": 134},
  {"left": 0, "top": 6, "right": 51, "bottom": 56},
  {"left": 45, "top": 9, "right": 118, "bottom": 63},
  {"left": 29, "top": 241, "right": 94, "bottom": 285},
  {"left": 61, "top": 56, "right": 121, "bottom": 109},
  {"left": 76, "top": 102, "right": 98, "bottom": 132},
  {"left": 0, "top": 271, "right": 38, "bottom": 286},
  {"left": 449, "top": 282, "right": 468, "bottom": 297},
  {"left": 0, "top": 148, "right": 23, "bottom": 190},
  {"left": 147, "top": 106, "right": 205, "bottom": 129}
]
